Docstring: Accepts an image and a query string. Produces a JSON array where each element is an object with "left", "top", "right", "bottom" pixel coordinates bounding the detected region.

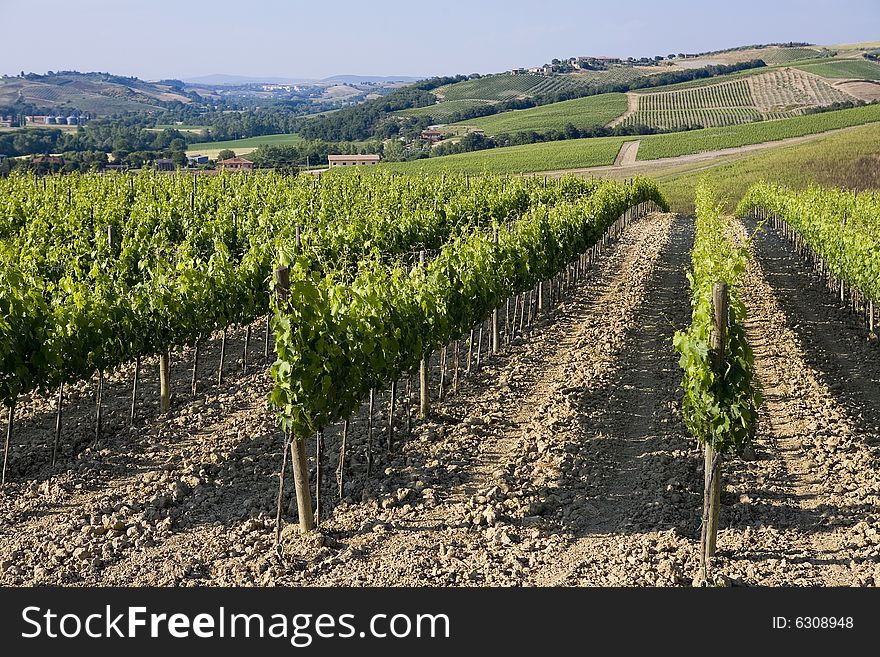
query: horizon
[{"left": 1, "top": 0, "right": 878, "bottom": 81}]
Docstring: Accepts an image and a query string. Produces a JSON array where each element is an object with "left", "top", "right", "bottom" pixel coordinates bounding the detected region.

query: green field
[
  {"left": 188, "top": 133, "right": 304, "bottom": 152},
  {"left": 657, "top": 121, "right": 880, "bottom": 212},
  {"left": 384, "top": 137, "right": 627, "bottom": 174},
  {"left": 637, "top": 102, "right": 880, "bottom": 159},
  {"left": 795, "top": 59, "right": 880, "bottom": 79},
  {"left": 386, "top": 103, "right": 880, "bottom": 175},
  {"left": 151, "top": 124, "right": 210, "bottom": 135},
  {"left": 186, "top": 133, "right": 306, "bottom": 159},
  {"left": 452, "top": 93, "right": 628, "bottom": 135}
]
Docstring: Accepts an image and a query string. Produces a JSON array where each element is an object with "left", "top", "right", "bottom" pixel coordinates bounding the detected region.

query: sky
[{"left": 1, "top": 0, "right": 878, "bottom": 81}]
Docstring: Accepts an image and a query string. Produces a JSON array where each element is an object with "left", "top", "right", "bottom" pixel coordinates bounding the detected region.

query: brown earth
[
  {"left": 612, "top": 140, "right": 640, "bottom": 167},
  {"left": 829, "top": 79, "right": 880, "bottom": 102},
  {"left": 1, "top": 212, "right": 878, "bottom": 587}
]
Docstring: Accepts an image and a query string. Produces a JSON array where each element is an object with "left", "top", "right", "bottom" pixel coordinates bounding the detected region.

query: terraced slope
[{"left": 623, "top": 68, "right": 856, "bottom": 130}]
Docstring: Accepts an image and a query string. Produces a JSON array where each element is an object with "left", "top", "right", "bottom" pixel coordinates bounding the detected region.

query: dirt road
[{"left": 606, "top": 92, "right": 639, "bottom": 128}]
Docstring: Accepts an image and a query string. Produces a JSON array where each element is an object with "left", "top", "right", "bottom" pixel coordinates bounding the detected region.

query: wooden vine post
[
  {"left": 419, "top": 250, "right": 430, "bottom": 418},
  {"left": 159, "top": 351, "right": 171, "bottom": 413},
  {"left": 130, "top": 357, "right": 140, "bottom": 424},
  {"left": 701, "top": 281, "right": 728, "bottom": 581},
  {"left": 1, "top": 402, "right": 14, "bottom": 487},
  {"left": 491, "top": 230, "right": 500, "bottom": 353},
  {"left": 52, "top": 383, "right": 64, "bottom": 467},
  {"left": 274, "top": 263, "right": 315, "bottom": 533}
]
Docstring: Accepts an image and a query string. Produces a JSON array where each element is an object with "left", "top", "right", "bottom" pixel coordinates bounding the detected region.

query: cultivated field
[
  {"left": 795, "top": 59, "right": 880, "bottom": 80},
  {"left": 450, "top": 93, "right": 628, "bottom": 135},
  {"left": 656, "top": 121, "right": 880, "bottom": 212},
  {"left": 397, "top": 99, "right": 497, "bottom": 122},
  {"left": 386, "top": 103, "right": 880, "bottom": 174},
  {"left": 623, "top": 69, "right": 854, "bottom": 130},
  {"left": 2, "top": 172, "right": 878, "bottom": 590},
  {"left": 186, "top": 133, "right": 305, "bottom": 159}
]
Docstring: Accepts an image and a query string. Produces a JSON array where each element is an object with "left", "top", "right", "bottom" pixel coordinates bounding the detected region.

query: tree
[
  {"left": 383, "top": 138, "right": 405, "bottom": 161},
  {"left": 217, "top": 149, "right": 235, "bottom": 161}
]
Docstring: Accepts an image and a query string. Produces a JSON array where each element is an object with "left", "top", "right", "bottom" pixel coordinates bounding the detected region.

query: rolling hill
[
  {"left": 0, "top": 72, "right": 197, "bottom": 114},
  {"left": 383, "top": 103, "right": 880, "bottom": 175},
  {"left": 620, "top": 68, "right": 856, "bottom": 130}
]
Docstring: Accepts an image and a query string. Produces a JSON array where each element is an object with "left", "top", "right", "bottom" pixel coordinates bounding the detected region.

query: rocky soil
[{"left": 1, "top": 211, "right": 878, "bottom": 587}]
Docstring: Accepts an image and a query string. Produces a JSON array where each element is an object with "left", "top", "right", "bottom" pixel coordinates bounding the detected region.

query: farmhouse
[
  {"left": 154, "top": 158, "right": 175, "bottom": 171},
  {"left": 187, "top": 154, "right": 209, "bottom": 167},
  {"left": 218, "top": 157, "right": 254, "bottom": 172},
  {"left": 420, "top": 129, "right": 445, "bottom": 143},
  {"left": 527, "top": 65, "right": 553, "bottom": 75},
  {"left": 31, "top": 155, "right": 64, "bottom": 166},
  {"left": 328, "top": 154, "right": 380, "bottom": 167}
]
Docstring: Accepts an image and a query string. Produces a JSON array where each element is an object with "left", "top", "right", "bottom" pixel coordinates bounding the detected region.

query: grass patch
[
  {"left": 636, "top": 103, "right": 880, "bottom": 159},
  {"left": 795, "top": 59, "right": 880, "bottom": 80},
  {"left": 658, "top": 122, "right": 880, "bottom": 212},
  {"left": 188, "top": 133, "right": 304, "bottom": 152}
]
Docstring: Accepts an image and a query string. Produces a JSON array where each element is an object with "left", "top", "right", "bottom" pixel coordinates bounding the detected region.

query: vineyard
[
  {"left": 449, "top": 93, "right": 628, "bottom": 136},
  {"left": 624, "top": 69, "right": 856, "bottom": 130},
  {"left": 437, "top": 69, "right": 656, "bottom": 104},
  {"left": 0, "top": 168, "right": 879, "bottom": 590},
  {"left": 389, "top": 102, "right": 880, "bottom": 174},
  {"left": 438, "top": 75, "right": 548, "bottom": 102},
  {"left": 423, "top": 67, "right": 660, "bottom": 121},
  {"left": 795, "top": 59, "right": 880, "bottom": 79},
  {"left": 397, "top": 99, "right": 498, "bottom": 122}
]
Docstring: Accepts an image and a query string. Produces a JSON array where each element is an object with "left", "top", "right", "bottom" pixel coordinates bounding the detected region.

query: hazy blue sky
[{"left": 1, "top": 0, "right": 877, "bottom": 80}]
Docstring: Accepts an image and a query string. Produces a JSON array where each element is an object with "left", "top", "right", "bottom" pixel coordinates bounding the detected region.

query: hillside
[
  {"left": 448, "top": 93, "right": 628, "bottom": 136},
  {"left": 384, "top": 103, "right": 880, "bottom": 174},
  {"left": 407, "top": 43, "right": 835, "bottom": 125},
  {"left": 654, "top": 121, "right": 880, "bottom": 212},
  {"left": 620, "top": 68, "right": 856, "bottom": 130},
  {"left": 0, "top": 72, "right": 197, "bottom": 114}
]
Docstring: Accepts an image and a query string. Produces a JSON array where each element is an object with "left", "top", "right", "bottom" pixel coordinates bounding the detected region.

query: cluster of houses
[{"left": 510, "top": 65, "right": 554, "bottom": 76}]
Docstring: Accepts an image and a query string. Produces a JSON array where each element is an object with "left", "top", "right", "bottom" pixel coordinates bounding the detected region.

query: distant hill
[
  {"left": 182, "top": 74, "right": 313, "bottom": 85},
  {"left": 182, "top": 73, "right": 423, "bottom": 86},
  {"left": 0, "top": 71, "right": 200, "bottom": 115},
  {"left": 321, "top": 75, "right": 423, "bottom": 84}
]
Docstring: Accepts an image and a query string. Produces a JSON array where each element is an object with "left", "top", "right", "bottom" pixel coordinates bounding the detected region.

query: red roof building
[{"left": 218, "top": 157, "right": 254, "bottom": 172}]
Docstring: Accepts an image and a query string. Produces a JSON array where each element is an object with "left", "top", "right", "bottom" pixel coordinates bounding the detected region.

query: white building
[{"left": 328, "top": 154, "right": 380, "bottom": 167}]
